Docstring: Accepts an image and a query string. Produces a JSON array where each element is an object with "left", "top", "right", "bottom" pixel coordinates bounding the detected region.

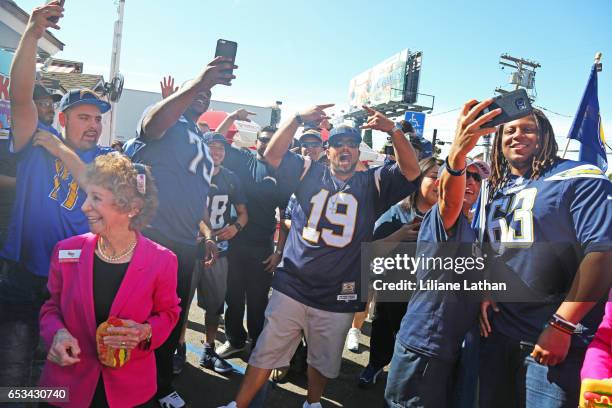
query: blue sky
[{"left": 16, "top": 0, "right": 612, "bottom": 155}]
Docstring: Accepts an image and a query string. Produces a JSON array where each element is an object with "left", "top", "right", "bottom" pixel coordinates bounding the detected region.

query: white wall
[{"left": 111, "top": 88, "right": 274, "bottom": 142}]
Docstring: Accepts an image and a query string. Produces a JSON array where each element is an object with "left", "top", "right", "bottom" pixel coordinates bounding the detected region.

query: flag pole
[{"left": 563, "top": 52, "right": 603, "bottom": 159}]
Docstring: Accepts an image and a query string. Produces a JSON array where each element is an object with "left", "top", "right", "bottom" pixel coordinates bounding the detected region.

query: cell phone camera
[{"left": 515, "top": 98, "right": 527, "bottom": 111}]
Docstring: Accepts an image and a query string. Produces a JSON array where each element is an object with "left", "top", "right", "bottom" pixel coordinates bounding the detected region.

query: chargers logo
[{"left": 545, "top": 164, "right": 607, "bottom": 181}]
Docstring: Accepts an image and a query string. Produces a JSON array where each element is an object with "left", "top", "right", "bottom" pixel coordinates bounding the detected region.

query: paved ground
[{"left": 175, "top": 301, "right": 387, "bottom": 408}]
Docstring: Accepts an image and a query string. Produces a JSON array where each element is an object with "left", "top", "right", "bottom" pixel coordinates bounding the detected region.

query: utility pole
[
  {"left": 108, "top": 0, "right": 125, "bottom": 144},
  {"left": 495, "top": 54, "right": 541, "bottom": 99}
]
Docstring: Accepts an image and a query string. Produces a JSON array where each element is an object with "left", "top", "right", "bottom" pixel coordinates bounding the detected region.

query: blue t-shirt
[
  {"left": 396, "top": 204, "right": 480, "bottom": 362},
  {"left": 207, "top": 166, "right": 247, "bottom": 254},
  {"left": 132, "top": 114, "right": 214, "bottom": 246},
  {"left": 1, "top": 123, "right": 111, "bottom": 277},
  {"left": 484, "top": 160, "right": 612, "bottom": 347},
  {"left": 222, "top": 146, "right": 290, "bottom": 247},
  {"left": 273, "top": 152, "right": 418, "bottom": 313}
]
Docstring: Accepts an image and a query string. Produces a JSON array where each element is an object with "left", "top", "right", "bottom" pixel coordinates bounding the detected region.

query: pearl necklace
[{"left": 96, "top": 236, "right": 137, "bottom": 262}]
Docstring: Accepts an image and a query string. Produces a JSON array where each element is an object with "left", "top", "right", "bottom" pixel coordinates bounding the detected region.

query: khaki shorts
[{"left": 248, "top": 290, "right": 353, "bottom": 379}]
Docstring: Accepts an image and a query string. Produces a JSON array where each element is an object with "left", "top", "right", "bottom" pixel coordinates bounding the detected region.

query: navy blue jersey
[
  {"left": 222, "top": 146, "right": 290, "bottom": 247},
  {"left": 132, "top": 113, "right": 213, "bottom": 246},
  {"left": 1, "top": 123, "right": 111, "bottom": 276},
  {"left": 485, "top": 160, "right": 612, "bottom": 347},
  {"left": 396, "top": 204, "right": 480, "bottom": 362},
  {"left": 207, "top": 166, "right": 247, "bottom": 253},
  {"left": 273, "top": 152, "right": 417, "bottom": 312}
]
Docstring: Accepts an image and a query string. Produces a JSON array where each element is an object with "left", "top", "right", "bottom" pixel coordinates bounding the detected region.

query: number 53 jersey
[
  {"left": 274, "top": 152, "right": 417, "bottom": 312},
  {"left": 484, "top": 160, "right": 612, "bottom": 344}
]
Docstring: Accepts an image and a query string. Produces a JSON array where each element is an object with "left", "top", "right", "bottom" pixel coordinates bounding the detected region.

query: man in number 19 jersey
[{"left": 220, "top": 105, "right": 420, "bottom": 408}]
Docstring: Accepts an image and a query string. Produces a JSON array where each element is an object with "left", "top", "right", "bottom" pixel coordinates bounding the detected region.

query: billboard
[{"left": 348, "top": 49, "right": 409, "bottom": 111}]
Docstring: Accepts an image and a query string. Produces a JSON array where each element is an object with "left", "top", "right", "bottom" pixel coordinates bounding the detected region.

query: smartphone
[
  {"left": 476, "top": 88, "right": 534, "bottom": 128},
  {"left": 46, "top": 0, "right": 65, "bottom": 24},
  {"left": 215, "top": 39, "right": 238, "bottom": 75}
]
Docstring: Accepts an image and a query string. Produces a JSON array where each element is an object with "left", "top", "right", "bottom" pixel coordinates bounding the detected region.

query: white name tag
[{"left": 58, "top": 249, "right": 82, "bottom": 263}]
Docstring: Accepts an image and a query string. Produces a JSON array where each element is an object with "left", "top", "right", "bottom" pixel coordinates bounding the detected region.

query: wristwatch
[
  {"left": 274, "top": 249, "right": 283, "bottom": 256},
  {"left": 233, "top": 222, "right": 243, "bottom": 233},
  {"left": 444, "top": 156, "right": 466, "bottom": 176},
  {"left": 387, "top": 125, "right": 402, "bottom": 136}
]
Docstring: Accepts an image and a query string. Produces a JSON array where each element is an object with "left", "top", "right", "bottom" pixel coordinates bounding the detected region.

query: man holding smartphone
[
  {"left": 477, "top": 106, "right": 612, "bottom": 407},
  {"left": 129, "top": 56, "right": 236, "bottom": 408}
]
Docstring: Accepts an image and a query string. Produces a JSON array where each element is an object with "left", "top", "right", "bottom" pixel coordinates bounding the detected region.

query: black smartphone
[
  {"left": 215, "top": 39, "right": 237, "bottom": 75},
  {"left": 476, "top": 88, "right": 534, "bottom": 128},
  {"left": 46, "top": 0, "right": 65, "bottom": 24}
]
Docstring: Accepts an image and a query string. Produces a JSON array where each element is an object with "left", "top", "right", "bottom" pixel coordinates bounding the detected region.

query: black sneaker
[
  {"left": 358, "top": 365, "right": 384, "bottom": 388},
  {"left": 200, "top": 347, "right": 233, "bottom": 373},
  {"left": 172, "top": 343, "right": 187, "bottom": 375}
]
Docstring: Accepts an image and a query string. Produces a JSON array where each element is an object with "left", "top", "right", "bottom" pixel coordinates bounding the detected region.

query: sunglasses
[
  {"left": 466, "top": 171, "right": 482, "bottom": 183},
  {"left": 257, "top": 137, "right": 271, "bottom": 143},
  {"left": 330, "top": 140, "right": 359, "bottom": 149},
  {"left": 301, "top": 141, "right": 323, "bottom": 148}
]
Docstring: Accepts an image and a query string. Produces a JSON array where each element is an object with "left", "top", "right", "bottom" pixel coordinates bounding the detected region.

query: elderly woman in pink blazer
[
  {"left": 39, "top": 153, "right": 180, "bottom": 408},
  {"left": 581, "top": 290, "right": 612, "bottom": 380}
]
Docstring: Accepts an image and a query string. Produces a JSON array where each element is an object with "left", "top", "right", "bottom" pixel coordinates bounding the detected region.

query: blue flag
[{"left": 567, "top": 64, "right": 608, "bottom": 172}]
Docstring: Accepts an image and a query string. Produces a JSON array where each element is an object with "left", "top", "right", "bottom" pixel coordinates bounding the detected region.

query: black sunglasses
[
  {"left": 301, "top": 141, "right": 323, "bottom": 148},
  {"left": 466, "top": 171, "right": 482, "bottom": 183},
  {"left": 257, "top": 137, "right": 271, "bottom": 143},
  {"left": 330, "top": 140, "right": 359, "bottom": 149}
]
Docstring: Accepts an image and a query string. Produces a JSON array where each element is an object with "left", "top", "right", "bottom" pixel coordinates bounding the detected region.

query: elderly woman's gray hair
[{"left": 85, "top": 152, "right": 157, "bottom": 230}]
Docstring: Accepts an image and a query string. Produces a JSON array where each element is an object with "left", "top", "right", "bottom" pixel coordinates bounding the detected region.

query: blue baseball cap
[
  {"left": 202, "top": 131, "right": 229, "bottom": 145},
  {"left": 299, "top": 130, "right": 323, "bottom": 143},
  {"left": 59, "top": 89, "right": 111, "bottom": 113},
  {"left": 328, "top": 125, "right": 361, "bottom": 144}
]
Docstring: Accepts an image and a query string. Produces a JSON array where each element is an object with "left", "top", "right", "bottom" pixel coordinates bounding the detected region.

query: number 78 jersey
[{"left": 273, "top": 153, "right": 417, "bottom": 313}]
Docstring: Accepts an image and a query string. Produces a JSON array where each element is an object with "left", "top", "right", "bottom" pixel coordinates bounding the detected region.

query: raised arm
[
  {"left": 10, "top": 2, "right": 63, "bottom": 152},
  {"left": 141, "top": 57, "right": 236, "bottom": 140},
  {"left": 32, "top": 130, "right": 87, "bottom": 187},
  {"left": 264, "top": 104, "right": 333, "bottom": 168},
  {"left": 216, "top": 108, "right": 255, "bottom": 136},
  {"left": 440, "top": 99, "right": 498, "bottom": 232},
  {"left": 361, "top": 106, "right": 420, "bottom": 181}
]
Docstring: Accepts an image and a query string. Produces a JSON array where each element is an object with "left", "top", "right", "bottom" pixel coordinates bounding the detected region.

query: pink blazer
[
  {"left": 581, "top": 290, "right": 612, "bottom": 380},
  {"left": 39, "top": 232, "right": 181, "bottom": 408}
]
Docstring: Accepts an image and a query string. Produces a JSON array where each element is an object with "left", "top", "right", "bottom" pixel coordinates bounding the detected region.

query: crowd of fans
[{"left": 0, "top": 2, "right": 611, "bottom": 408}]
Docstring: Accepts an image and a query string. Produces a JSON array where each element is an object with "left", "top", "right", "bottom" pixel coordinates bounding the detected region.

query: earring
[{"left": 128, "top": 214, "right": 134, "bottom": 219}]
